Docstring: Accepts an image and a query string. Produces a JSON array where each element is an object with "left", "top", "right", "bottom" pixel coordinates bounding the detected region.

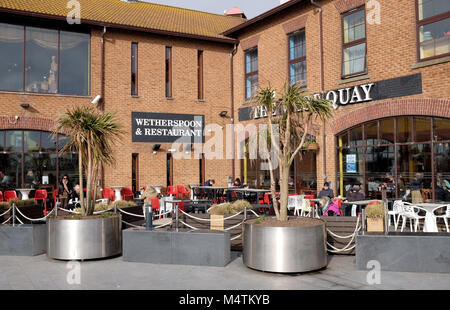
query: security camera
[{"left": 91, "top": 95, "right": 101, "bottom": 105}]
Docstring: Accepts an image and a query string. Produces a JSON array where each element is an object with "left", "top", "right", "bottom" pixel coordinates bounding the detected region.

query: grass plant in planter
[{"left": 365, "top": 202, "right": 386, "bottom": 232}]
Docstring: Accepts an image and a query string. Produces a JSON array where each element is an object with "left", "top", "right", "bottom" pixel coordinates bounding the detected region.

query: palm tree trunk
[
  {"left": 78, "top": 144, "right": 85, "bottom": 217},
  {"left": 86, "top": 138, "right": 93, "bottom": 216},
  {"left": 279, "top": 162, "right": 290, "bottom": 221}
]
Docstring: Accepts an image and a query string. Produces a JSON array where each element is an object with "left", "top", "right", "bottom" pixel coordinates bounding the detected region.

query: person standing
[{"left": 58, "top": 175, "right": 73, "bottom": 209}]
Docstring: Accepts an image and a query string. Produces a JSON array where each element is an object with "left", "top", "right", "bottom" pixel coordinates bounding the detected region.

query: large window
[
  {"left": 288, "top": 30, "right": 307, "bottom": 86},
  {"left": 0, "top": 130, "right": 78, "bottom": 191},
  {"left": 245, "top": 48, "right": 258, "bottom": 99},
  {"left": 337, "top": 117, "right": 450, "bottom": 202},
  {"left": 198, "top": 50, "right": 204, "bottom": 100},
  {"left": 342, "top": 7, "right": 367, "bottom": 77},
  {"left": 0, "top": 22, "right": 90, "bottom": 95},
  {"left": 417, "top": 0, "right": 450, "bottom": 61},
  {"left": 165, "top": 46, "right": 172, "bottom": 98},
  {"left": 131, "top": 42, "right": 138, "bottom": 96}
]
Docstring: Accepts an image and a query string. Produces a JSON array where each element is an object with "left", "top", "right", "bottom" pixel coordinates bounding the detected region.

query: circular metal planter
[
  {"left": 47, "top": 215, "right": 122, "bottom": 260},
  {"left": 243, "top": 218, "right": 327, "bottom": 273}
]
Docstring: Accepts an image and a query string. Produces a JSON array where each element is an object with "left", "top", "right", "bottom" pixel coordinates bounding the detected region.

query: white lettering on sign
[{"left": 252, "top": 82, "right": 375, "bottom": 119}]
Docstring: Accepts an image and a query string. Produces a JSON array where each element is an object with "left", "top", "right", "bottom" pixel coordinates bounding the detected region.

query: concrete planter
[
  {"left": 47, "top": 215, "right": 122, "bottom": 260},
  {"left": 356, "top": 232, "right": 450, "bottom": 273},
  {"left": 123, "top": 229, "right": 231, "bottom": 267},
  {"left": 0, "top": 224, "right": 47, "bottom": 256},
  {"left": 243, "top": 218, "right": 327, "bottom": 273}
]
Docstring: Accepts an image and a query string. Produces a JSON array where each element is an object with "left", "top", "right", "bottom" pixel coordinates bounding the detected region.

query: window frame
[
  {"left": 244, "top": 47, "right": 258, "bottom": 100},
  {"left": 0, "top": 21, "right": 91, "bottom": 96},
  {"left": 131, "top": 42, "right": 138, "bottom": 96},
  {"left": 415, "top": 0, "right": 450, "bottom": 62},
  {"left": 341, "top": 5, "right": 368, "bottom": 79},
  {"left": 165, "top": 46, "right": 173, "bottom": 98},
  {"left": 287, "top": 29, "right": 307, "bottom": 87}
]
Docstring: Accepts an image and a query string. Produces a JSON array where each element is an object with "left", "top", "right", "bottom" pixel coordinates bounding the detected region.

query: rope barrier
[
  {"left": 178, "top": 209, "right": 244, "bottom": 222},
  {"left": 230, "top": 234, "right": 242, "bottom": 241},
  {"left": 121, "top": 219, "right": 145, "bottom": 229},
  {"left": 326, "top": 215, "right": 361, "bottom": 253},
  {"left": 14, "top": 207, "right": 55, "bottom": 222},
  {"left": 2, "top": 217, "right": 11, "bottom": 224},
  {"left": 224, "top": 221, "right": 245, "bottom": 231},
  {"left": 118, "top": 208, "right": 145, "bottom": 218},
  {"left": 153, "top": 222, "right": 172, "bottom": 229},
  {"left": 0, "top": 207, "right": 12, "bottom": 217},
  {"left": 179, "top": 220, "right": 199, "bottom": 231}
]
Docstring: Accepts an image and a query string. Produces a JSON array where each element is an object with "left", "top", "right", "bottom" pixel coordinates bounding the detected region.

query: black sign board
[{"left": 132, "top": 112, "right": 205, "bottom": 143}]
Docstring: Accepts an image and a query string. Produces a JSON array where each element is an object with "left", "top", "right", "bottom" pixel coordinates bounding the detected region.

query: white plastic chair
[
  {"left": 433, "top": 205, "right": 449, "bottom": 233},
  {"left": 299, "top": 199, "right": 312, "bottom": 217},
  {"left": 388, "top": 200, "right": 403, "bottom": 231},
  {"left": 401, "top": 203, "right": 426, "bottom": 232}
]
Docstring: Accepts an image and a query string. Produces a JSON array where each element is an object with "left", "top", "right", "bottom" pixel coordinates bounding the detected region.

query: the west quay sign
[{"left": 241, "top": 73, "right": 423, "bottom": 121}]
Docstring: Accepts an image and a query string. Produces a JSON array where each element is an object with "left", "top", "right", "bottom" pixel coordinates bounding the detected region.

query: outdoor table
[
  {"left": 227, "top": 188, "right": 272, "bottom": 212},
  {"left": 111, "top": 186, "right": 124, "bottom": 201},
  {"left": 342, "top": 200, "right": 382, "bottom": 216},
  {"left": 16, "top": 189, "right": 33, "bottom": 200},
  {"left": 415, "top": 203, "right": 443, "bottom": 233},
  {"left": 147, "top": 185, "right": 162, "bottom": 194},
  {"left": 191, "top": 186, "right": 229, "bottom": 202}
]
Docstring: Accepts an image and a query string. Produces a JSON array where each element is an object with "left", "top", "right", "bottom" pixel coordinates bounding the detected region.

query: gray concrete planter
[
  {"left": 243, "top": 218, "right": 327, "bottom": 273},
  {"left": 47, "top": 215, "right": 122, "bottom": 260},
  {"left": 123, "top": 229, "right": 230, "bottom": 267},
  {"left": 356, "top": 232, "right": 450, "bottom": 273},
  {"left": 0, "top": 224, "right": 47, "bottom": 256}
]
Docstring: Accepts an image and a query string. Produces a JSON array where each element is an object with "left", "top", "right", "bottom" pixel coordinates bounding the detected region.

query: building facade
[{"left": 0, "top": 0, "right": 449, "bottom": 202}]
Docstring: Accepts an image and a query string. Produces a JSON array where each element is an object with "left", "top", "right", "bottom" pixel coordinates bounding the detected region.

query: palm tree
[
  {"left": 56, "top": 106, "right": 123, "bottom": 216},
  {"left": 255, "top": 83, "right": 333, "bottom": 221}
]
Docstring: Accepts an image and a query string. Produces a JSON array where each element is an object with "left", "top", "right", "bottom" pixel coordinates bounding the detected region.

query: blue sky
[{"left": 143, "top": 0, "right": 284, "bottom": 18}]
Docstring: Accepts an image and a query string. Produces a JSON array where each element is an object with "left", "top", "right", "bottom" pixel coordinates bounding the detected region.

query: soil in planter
[{"left": 247, "top": 217, "right": 323, "bottom": 227}]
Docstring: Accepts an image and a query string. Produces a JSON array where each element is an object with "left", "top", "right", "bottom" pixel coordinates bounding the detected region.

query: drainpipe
[
  {"left": 230, "top": 43, "right": 238, "bottom": 181},
  {"left": 310, "top": 1, "right": 328, "bottom": 185}
]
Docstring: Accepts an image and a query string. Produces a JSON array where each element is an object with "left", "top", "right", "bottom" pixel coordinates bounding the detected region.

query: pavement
[{"left": 0, "top": 253, "right": 449, "bottom": 290}]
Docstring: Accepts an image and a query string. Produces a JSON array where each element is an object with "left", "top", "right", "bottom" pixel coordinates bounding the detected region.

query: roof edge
[
  {"left": 0, "top": 7, "right": 239, "bottom": 44},
  {"left": 223, "top": 0, "right": 306, "bottom": 36}
]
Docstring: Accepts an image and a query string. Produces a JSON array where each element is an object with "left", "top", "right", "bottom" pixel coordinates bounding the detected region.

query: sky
[{"left": 142, "top": 0, "right": 286, "bottom": 19}]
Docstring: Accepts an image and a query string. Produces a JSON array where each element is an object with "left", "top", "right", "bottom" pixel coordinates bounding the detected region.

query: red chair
[
  {"left": 177, "top": 185, "right": 190, "bottom": 199},
  {"left": 4, "top": 190, "right": 18, "bottom": 202},
  {"left": 304, "top": 194, "right": 315, "bottom": 207},
  {"left": 0, "top": 191, "right": 3, "bottom": 202},
  {"left": 53, "top": 189, "right": 59, "bottom": 207},
  {"left": 103, "top": 188, "right": 115, "bottom": 202},
  {"left": 167, "top": 186, "right": 178, "bottom": 197},
  {"left": 121, "top": 187, "right": 134, "bottom": 201},
  {"left": 34, "top": 190, "right": 48, "bottom": 216},
  {"left": 148, "top": 197, "right": 161, "bottom": 219}
]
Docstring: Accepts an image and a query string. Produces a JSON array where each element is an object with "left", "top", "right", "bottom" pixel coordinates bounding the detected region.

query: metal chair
[
  {"left": 34, "top": 189, "right": 48, "bottom": 216},
  {"left": 148, "top": 197, "right": 161, "bottom": 219},
  {"left": 102, "top": 187, "right": 115, "bottom": 202},
  {"left": 121, "top": 187, "right": 134, "bottom": 201},
  {"left": 401, "top": 203, "right": 426, "bottom": 232},
  {"left": 433, "top": 205, "right": 449, "bottom": 233},
  {"left": 388, "top": 200, "right": 403, "bottom": 231}
]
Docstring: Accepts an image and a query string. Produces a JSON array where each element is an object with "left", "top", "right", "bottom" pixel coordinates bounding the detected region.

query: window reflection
[
  {"left": 0, "top": 23, "right": 24, "bottom": 91},
  {"left": 435, "top": 142, "right": 450, "bottom": 202}
]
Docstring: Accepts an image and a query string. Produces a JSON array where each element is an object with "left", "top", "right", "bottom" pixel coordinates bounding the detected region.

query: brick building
[{"left": 0, "top": 0, "right": 449, "bottom": 202}]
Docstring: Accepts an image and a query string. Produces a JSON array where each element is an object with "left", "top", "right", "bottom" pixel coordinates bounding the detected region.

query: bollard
[
  {"left": 145, "top": 203, "right": 153, "bottom": 231},
  {"left": 244, "top": 206, "right": 247, "bottom": 222},
  {"left": 12, "top": 203, "right": 16, "bottom": 227},
  {"left": 114, "top": 202, "right": 117, "bottom": 215},
  {"left": 55, "top": 202, "right": 58, "bottom": 217},
  {"left": 175, "top": 204, "right": 179, "bottom": 232},
  {"left": 361, "top": 209, "right": 366, "bottom": 234}
]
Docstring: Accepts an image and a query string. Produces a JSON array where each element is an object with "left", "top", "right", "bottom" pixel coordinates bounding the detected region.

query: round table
[
  {"left": 111, "top": 186, "right": 124, "bottom": 201},
  {"left": 416, "top": 203, "right": 443, "bottom": 233},
  {"left": 16, "top": 189, "right": 33, "bottom": 200}
]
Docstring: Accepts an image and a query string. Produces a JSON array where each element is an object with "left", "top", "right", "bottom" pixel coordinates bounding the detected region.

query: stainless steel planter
[
  {"left": 243, "top": 219, "right": 327, "bottom": 273},
  {"left": 47, "top": 215, "right": 122, "bottom": 260}
]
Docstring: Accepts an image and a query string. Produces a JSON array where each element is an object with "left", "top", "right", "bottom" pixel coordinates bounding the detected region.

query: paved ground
[{"left": 0, "top": 253, "right": 449, "bottom": 290}]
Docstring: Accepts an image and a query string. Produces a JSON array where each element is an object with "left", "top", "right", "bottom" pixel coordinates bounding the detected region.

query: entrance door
[
  {"left": 167, "top": 153, "right": 173, "bottom": 187},
  {"left": 132, "top": 153, "right": 139, "bottom": 193}
]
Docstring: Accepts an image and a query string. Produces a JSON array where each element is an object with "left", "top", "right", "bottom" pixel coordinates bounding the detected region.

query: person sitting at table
[
  {"left": 318, "top": 182, "right": 334, "bottom": 199},
  {"left": 436, "top": 173, "right": 450, "bottom": 202},
  {"left": 233, "top": 178, "right": 242, "bottom": 187},
  {"left": 67, "top": 184, "right": 81, "bottom": 210},
  {"left": 346, "top": 185, "right": 365, "bottom": 202},
  {"left": 24, "top": 170, "right": 39, "bottom": 189},
  {"left": 58, "top": 175, "right": 73, "bottom": 209},
  {"left": 204, "top": 179, "right": 215, "bottom": 187}
]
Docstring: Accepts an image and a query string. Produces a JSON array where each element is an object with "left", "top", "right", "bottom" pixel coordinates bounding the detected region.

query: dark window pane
[
  {"left": 60, "top": 31, "right": 90, "bottom": 95},
  {"left": 418, "top": 0, "right": 450, "bottom": 20},
  {"left": 41, "top": 132, "right": 57, "bottom": 152},
  {"left": 25, "top": 27, "right": 58, "bottom": 93},
  {"left": 0, "top": 131, "right": 4, "bottom": 151},
  {"left": 397, "top": 144, "right": 432, "bottom": 199},
  {"left": 289, "top": 32, "right": 305, "bottom": 60},
  {"left": 24, "top": 153, "right": 57, "bottom": 188},
  {"left": 165, "top": 47, "right": 172, "bottom": 97},
  {"left": 419, "top": 18, "right": 450, "bottom": 59},
  {"left": 350, "top": 126, "right": 363, "bottom": 146},
  {"left": 290, "top": 60, "right": 306, "bottom": 86},
  {"left": 6, "top": 130, "right": 22, "bottom": 152},
  {"left": 397, "top": 117, "right": 412, "bottom": 143},
  {"left": 365, "top": 121, "right": 378, "bottom": 145},
  {"left": 0, "top": 23, "right": 24, "bottom": 91},
  {"left": 434, "top": 117, "right": 450, "bottom": 141},
  {"left": 58, "top": 134, "right": 70, "bottom": 152},
  {"left": 435, "top": 142, "right": 450, "bottom": 202},
  {"left": 338, "top": 132, "right": 348, "bottom": 148},
  {"left": 414, "top": 117, "right": 431, "bottom": 142},
  {"left": 337, "top": 148, "right": 364, "bottom": 196},
  {"left": 343, "top": 9, "right": 365, "bottom": 43},
  {"left": 246, "top": 75, "right": 258, "bottom": 99},
  {"left": 131, "top": 42, "right": 137, "bottom": 96},
  {"left": 295, "top": 150, "right": 317, "bottom": 192},
  {"left": 380, "top": 119, "right": 394, "bottom": 144},
  {"left": 0, "top": 153, "right": 22, "bottom": 189},
  {"left": 23, "top": 131, "right": 40, "bottom": 152},
  {"left": 58, "top": 153, "right": 80, "bottom": 185},
  {"left": 366, "top": 146, "right": 395, "bottom": 199},
  {"left": 343, "top": 43, "right": 366, "bottom": 76}
]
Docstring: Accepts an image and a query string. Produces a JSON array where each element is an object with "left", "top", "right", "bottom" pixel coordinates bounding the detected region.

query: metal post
[
  {"left": 175, "top": 203, "right": 179, "bottom": 232},
  {"left": 114, "top": 202, "right": 117, "bottom": 215},
  {"left": 55, "top": 202, "right": 58, "bottom": 217},
  {"left": 244, "top": 206, "right": 247, "bottom": 222},
  {"left": 361, "top": 209, "right": 366, "bottom": 234},
  {"left": 145, "top": 203, "right": 153, "bottom": 231},
  {"left": 12, "top": 203, "right": 15, "bottom": 227}
]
